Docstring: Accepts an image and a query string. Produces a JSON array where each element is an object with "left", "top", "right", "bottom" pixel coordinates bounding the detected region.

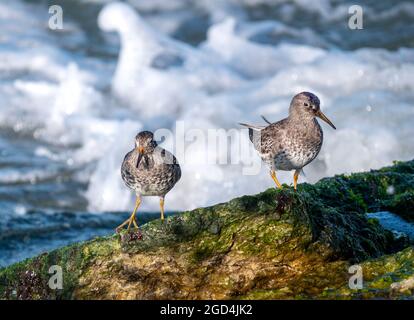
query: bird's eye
[{"left": 304, "top": 103, "right": 309, "bottom": 107}]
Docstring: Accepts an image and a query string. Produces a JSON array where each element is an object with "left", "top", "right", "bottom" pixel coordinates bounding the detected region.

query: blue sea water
[{"left": 0, "top": 0, "right": 414, "bottom": 266}]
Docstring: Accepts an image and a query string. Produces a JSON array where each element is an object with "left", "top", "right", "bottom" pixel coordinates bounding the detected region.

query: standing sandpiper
[
  {"left": 117, "top": 131, "right": 181, "bottom": 232},
  {"left": 240, "top": 92, "right": 336, "bottom": 190}
]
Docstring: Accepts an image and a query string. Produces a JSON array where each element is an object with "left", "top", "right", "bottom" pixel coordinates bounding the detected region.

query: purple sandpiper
[
  {"left": 240, "top": 92, "right": 336, "bottom": 190},
  {"left": 117, "top": 131, "right": 181, "bottom": 232}
]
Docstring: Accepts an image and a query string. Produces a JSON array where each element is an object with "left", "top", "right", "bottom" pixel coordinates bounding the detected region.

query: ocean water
[{"left": 0, "top": 0, "right": 414, "bottom": 267}]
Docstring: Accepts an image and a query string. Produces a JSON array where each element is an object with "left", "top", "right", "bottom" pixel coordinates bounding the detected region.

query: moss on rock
[{"left": 1, "top": 160, "right": 414, "bottom": 300}]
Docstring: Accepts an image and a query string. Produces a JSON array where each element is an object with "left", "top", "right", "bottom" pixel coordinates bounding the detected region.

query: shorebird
[
  {"left": 240, "top": 92, "right": 336, "bottom": 191},
  {"left": 117, "top": 131, "right": 181, "bottom": 232}
]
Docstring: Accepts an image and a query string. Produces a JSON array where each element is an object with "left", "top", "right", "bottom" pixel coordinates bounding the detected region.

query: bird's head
[
  {"left": 289, "top": 92, "right": 336, "bottom": 130},
  {"left": 134, "top": 131, "right": 157, "bottom": 167}
]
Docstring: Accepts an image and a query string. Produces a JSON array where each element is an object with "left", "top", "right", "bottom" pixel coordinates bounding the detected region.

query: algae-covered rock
[
  {"left": 1, "top": 160, "right": 414, "bottom": 300},
  {"left": 320, "top": 246, "right": 414, "bottom": 299}
]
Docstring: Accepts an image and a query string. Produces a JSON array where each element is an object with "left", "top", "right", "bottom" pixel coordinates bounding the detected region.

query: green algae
[
  {"left": 1, "top": 160, "right": 413, "bottom": 300},
  {"left": 0, "top": 235, "right": 120, "bottom": 299},
  {"left": 319, "top": 246, "right": 414, "bottom": 299},
  {"left": 384, "top": 191, "right": 414, "bottom": 221}
]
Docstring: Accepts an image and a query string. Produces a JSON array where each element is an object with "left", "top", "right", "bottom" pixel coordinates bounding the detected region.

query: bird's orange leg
[
  {"left": 270, "top": 170, "right": 282, "bottom": 189},
  {"left": 160, "top": 197, "right": 165, "bottom": 222},
  {"left": 116, "top": 196, "right": 141, "bottom": 232},
  {"left": 293, "top": 169, "right": 300, "bottom": 191}
]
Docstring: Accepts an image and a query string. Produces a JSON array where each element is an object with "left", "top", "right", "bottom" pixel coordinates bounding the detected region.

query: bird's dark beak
[
  {"left": 136, "top": 147, "right": 144, "bottom": 168},
  {"left": 316, "top": 110, "right": 336, "bottom": 130}
]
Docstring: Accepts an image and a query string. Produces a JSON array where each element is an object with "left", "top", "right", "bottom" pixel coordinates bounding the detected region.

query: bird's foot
[
  {"left": 117, "top": 215, "right": 143, "bottom": 242},
  {"left": 273, "top": 181, "right": 283, "bottom": 190},
  {"left": 293, "top": 169, "right": 300, "bottom": 192},
  {"left": 120, "top": 228, "right": 143, "bottom": 242},
  {"left": 270, "top": 171, "right": 283, "bottom": 189},
  {"left": 115, "top": 215, "right": 139, "bottom": 233}
]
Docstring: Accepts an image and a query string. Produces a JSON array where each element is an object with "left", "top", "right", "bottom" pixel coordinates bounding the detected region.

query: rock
[
  {"left": 325, "top": 246, "right": 414, "bottom": 299},
  {"left": 1, "top": 160, "right": 414, "bottom": 300},
  {"left": 391, "top": 275, "right": 414, "bottom": 294}
]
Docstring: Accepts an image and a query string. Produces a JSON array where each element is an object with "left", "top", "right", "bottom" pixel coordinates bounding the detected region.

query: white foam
[
  {"left": 97, "top": 2, "right": 244, "bottom": 118},
  {"left": 203, "top": 18, "right": 326, "bottom": 78},
  {"left": 1, "top": 1, "right": 414, "bottom": 213},
  {"left": 0, "top": 168, "right": 58, "bottom": 184},
  {"left": 87, "top": 2, "right": 414, "bottom": 211}
]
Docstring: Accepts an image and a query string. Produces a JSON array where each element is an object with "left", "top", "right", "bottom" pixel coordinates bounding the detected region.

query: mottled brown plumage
[
  {"left": 121, "top": 138, "right": 181, "bottom": 197},
  {"left": 240, "top": 92, "right": 336, "bottom": 190},
  {"left": 117, "top": 131, "right": 181, "bottom": 232}
]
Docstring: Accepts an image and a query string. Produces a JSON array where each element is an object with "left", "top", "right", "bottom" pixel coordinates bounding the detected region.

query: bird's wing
[
  {"left": 158, "top": 148, "right": 181, "bottom": 182},
  {"left": 156, "top": 148, "right": 180, "bottom": 166},
  {"left": 259, "top": 120, "right": 290, "bottom": 154},
  {"left": 240, "top": 118, "right": 289, "bottom": 155}
]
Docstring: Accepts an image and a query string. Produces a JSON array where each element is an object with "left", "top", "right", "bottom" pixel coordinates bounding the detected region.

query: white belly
[{"left": 272, "top": 147, "right": 320, "bottom": 171}]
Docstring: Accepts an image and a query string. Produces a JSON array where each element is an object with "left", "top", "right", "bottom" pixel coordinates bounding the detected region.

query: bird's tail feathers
[
  {"left": 239, "top": 123, "right": 264, "bottom": 145},
  {"left": 239, "top": 123, "right": 266, "bottom": 131},
  {"left": 260, "top": 115, "right": 272, "bottom": 124}
]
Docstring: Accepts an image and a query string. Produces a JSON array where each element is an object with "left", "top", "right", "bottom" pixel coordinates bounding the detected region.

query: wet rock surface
[{"left": 1, "top": 160, "right": 413, "bottom": 299}]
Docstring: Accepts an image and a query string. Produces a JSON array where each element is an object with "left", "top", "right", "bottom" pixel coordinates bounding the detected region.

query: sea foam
[{"left": 1, "top": 0, "right": 413, "bottom": 213}]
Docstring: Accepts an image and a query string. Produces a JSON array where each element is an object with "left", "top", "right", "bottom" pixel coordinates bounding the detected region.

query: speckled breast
[
  {"left": 273, "top": 123, "right": 323, "bottom": 171},
  {"left": 121, "top": 149, "right": 181, "bottom": 197},
  {"left": 122, "top": 164, "right": 180, "bottom": 196},
  {"left": 273, "top": 145, "right": 321, "bottom": 171}
]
